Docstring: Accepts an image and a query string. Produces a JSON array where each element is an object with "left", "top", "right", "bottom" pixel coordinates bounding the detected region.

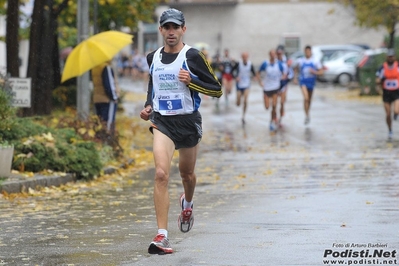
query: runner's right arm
[
  {"left": 375, "top": 66, "right": 384, "bottom": 85},
  {"left": 144, "top": 51, "right": 156, "bottom": 108}
]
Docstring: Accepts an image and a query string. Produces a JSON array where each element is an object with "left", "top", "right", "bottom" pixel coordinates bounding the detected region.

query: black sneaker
[{"left": 178, "top": 193, "right": 194, "bottom": 233}]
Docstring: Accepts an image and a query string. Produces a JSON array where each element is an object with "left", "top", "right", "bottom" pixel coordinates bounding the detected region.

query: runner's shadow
[{"left": 304, "top": 127, "right": 312, "bottom": 142}]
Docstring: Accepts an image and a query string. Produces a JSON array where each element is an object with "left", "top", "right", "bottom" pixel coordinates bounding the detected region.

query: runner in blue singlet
[{"left": 293, "top": 45, "right": 323, "bottom": 125}]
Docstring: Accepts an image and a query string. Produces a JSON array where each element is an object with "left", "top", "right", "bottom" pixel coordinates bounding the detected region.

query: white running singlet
[
  {"left": 237, "top": 60, "right": 252, "bottom": 89},
  {"left": 151, "top": 45, "right": 196, "bottom": 115}
]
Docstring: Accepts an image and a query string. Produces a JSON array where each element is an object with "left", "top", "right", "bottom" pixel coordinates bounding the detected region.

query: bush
[
  {"left": 0, "top": 73, "right": 16, "bottom": 137},
  {"left": 52, "top": 85, "right": 77, "bottom": 110},
  {"left": 6, "top": 118, "right": 103, "bottom": 180}
]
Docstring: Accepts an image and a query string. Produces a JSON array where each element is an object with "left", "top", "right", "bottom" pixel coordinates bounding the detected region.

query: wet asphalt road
[{"left": 0, "top": 79, "right": 398, "bottom": 266}]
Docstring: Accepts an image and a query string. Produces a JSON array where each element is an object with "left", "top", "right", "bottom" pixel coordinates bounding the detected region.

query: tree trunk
[
  {"left": 389, "top": 28, "right": 395, "bottom": 49},
  {"left": 6, "top": 0, "right": 20, "bottom": 77},
  {"left": 24, "top": 0, "right": 43, "bottom": 116},
  {"left": 24, "top": 0, "right": 55, "bottom": 116},
  {"left": 52, "top": 28, "right": 61, "bottom": 89},
  {"left": 24, "top": 0, "right": 70, "bottom": 116}
]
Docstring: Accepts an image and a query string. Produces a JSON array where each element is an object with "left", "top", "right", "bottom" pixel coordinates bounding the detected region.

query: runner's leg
[
  {"left": 301, "top": 85, "right": 310, "bottom": 117},
  {"left": 236, "top": 89, "right": 242, "bottom": 107},
  {"left": 271, "top": 92, "right": 278, "bottom": 122},
  {"left": 308, "top": 88, "right": 314, "bottom": 111},
  {"left": 280, "top": 87, "right": 287, "bottom": 119},
  {"left": 178, "top": 145, "right": 199, "bottom": 203},
  {"left": 384, "top": 102, "right": 392, "bottom": 132},
  {"left": 263, "top": 92, "right": 270, "bottom": 110},
  {"left": 393, "top": 98, "right": 399, "bottom": 118},
  {"left": 242, "top": 88, "right": 250, "bottom": 120},
  {"left": 152, "top": 129, "right": 175, "bottom": 230}
]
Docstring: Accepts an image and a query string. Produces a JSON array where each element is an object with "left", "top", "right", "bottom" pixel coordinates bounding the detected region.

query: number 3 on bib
[
  {"left": 160, "top": 99, "right": 182, "bottom": 110},
  {"left": 158, "top": 93, "right": 184, "bottom": 113}
]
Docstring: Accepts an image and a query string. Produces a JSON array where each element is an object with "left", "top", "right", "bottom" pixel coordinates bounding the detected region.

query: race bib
[
  {"left": 384, "top": 79, "right": 399, "bottom": 90},
  {"left": 302, "top": 66, "right": 313, "bottom": 78},
  {"left": 158, "top": 93, "right": 184, "bottom": 114}
]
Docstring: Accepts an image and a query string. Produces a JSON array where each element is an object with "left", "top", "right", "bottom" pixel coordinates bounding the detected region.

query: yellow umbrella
[{"left": 61, "top": 30, "right": 133, "bottom": 83}]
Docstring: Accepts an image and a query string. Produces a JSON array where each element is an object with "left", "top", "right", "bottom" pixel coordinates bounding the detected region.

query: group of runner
[
  {"left": 212, "top": 45, "right": 399, "bottom": 139},
  {"left": 116, "top": 49, "right": 149, "bottom": 80},
  {"left": 138, "top": 8, "right": 399, "bottom": 256},
  {"left": 211, "top": 45, "right": 324, "bottom": 131}
]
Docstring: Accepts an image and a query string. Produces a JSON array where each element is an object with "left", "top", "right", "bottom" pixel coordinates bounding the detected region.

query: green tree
[
  {"left": 338, "top": 0, "right": 398, "bottom": 48},
  {"left": 57, "top": 0, "right": 160, "bottom": 43},
  {"left": 1, "top": 0, "right": 160, "bottom": 116}
]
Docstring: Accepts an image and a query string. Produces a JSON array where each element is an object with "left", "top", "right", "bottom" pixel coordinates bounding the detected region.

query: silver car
[{"left": 321, "top": 51, "right": 363, "bottom": 86}]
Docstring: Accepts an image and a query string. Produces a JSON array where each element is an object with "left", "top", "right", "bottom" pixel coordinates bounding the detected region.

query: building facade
[{"left": 139, "top": 0, "right": 386, "bottom": 66}]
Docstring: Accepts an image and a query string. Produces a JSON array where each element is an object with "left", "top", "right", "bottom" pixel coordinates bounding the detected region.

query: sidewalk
[
  {"left": 0, "top": 77, "right": 146, "bottom": 194},
  {"left": 0, "top": 80, "right": 397, "bottom": 266}
]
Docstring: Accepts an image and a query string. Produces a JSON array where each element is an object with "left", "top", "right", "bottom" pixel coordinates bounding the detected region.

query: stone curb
[
  {"left": 0, "top": 173, "right": 76, "bottom": 194},
  {"left": 0, "top": 158, "right": 135, "bottom": 194}
]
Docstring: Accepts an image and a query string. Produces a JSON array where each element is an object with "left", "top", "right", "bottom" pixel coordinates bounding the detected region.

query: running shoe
[
  {"left": 394, "top": 114, "right": 398, "bottom": 121},
  {"left": 148, "top": 234, "right": 173, "bottom": 255},
  {"left": 388, "top": 131, "right": 393, "bottom": 140},
  {"left": 178, "top": 193, "right": 194, "bottom": 233},
  {"left": 269, "top": 121, "right": 277, "bottom": 131}
]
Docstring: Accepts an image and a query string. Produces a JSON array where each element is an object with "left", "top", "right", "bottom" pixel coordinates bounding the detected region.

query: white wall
[
  {"left": 0, "top": 15, "right": 6, "bottom": 73},
  {"left": 0, "top": 15, "right": 29, "bottom": 77},
  {"left": 174, "top": 2, "right": 386, "bottom": 66}
]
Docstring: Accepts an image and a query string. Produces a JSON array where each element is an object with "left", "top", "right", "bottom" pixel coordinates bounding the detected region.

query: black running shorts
[
  {"left": 263, "top": 89, "right": 280, "bottom": 97},
  {"left": 382, "top": 89, "right": 399, "bottom": 103},
  {"left": 150, "top": 111, "right": 202, "bottom": 150}
]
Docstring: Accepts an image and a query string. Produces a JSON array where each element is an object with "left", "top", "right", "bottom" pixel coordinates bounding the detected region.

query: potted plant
[
  {"left": 0, "top": 72, "right": 16, "bottom": 177},
  {"left": 0, "top": 141, "right": 14, "bottom": 178}
]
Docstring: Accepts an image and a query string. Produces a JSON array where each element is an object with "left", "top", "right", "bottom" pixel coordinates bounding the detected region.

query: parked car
[
  {"left": 313, "top": 44, "right": 366, "bottom": 63},
  {"left": 321, "top": 51, "right": 363, "bottom": 86},
  {"left": 288, "top": 45, "right": 368, "bottom": 85},
  {"left": 289, "top": 44, "right": 366, "bottom": 64},
  {"left": 351, "top": 44, "right": 371, "bottom": 50}
]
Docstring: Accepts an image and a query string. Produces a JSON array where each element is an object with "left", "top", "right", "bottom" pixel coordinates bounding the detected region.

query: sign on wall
[{"left": 9, "top": 78, "right": 31, "bottom": 107}]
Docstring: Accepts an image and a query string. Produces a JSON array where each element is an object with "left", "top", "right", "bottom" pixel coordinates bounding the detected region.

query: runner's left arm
[
  {"left": 185, "top": 48, "right": 223, "bottom": 98},
  {"left": 250, "top": 65, "right": 258, "bottom": 82},
  {"left": 314, "top": 60, "right": 324, "bottom": 76},
  {"left": 231, "top": 63, "right": 239, "bottom": 78}
]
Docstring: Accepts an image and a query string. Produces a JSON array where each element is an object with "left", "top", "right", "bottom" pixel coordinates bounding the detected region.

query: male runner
[
  {"left": 257, "top": 49, "right": 287, "bottom": 131},
  {"left": 376, "top": 49, "right": 399, "bottom": 139},
  {"left": 277, "top": 48, "right": 294, "bottom": 126},
  {"left": 139, "top": 8, "right": 222, "bottom": 254},
  {"left": 293, "top": 45, "right": 323, "bottom": 125},
  {"left": 232, "top": 52, "right": 257, "bottom": 124},
  {"left": 222, "top": 48, "right": 236, "bottom": 105}
]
